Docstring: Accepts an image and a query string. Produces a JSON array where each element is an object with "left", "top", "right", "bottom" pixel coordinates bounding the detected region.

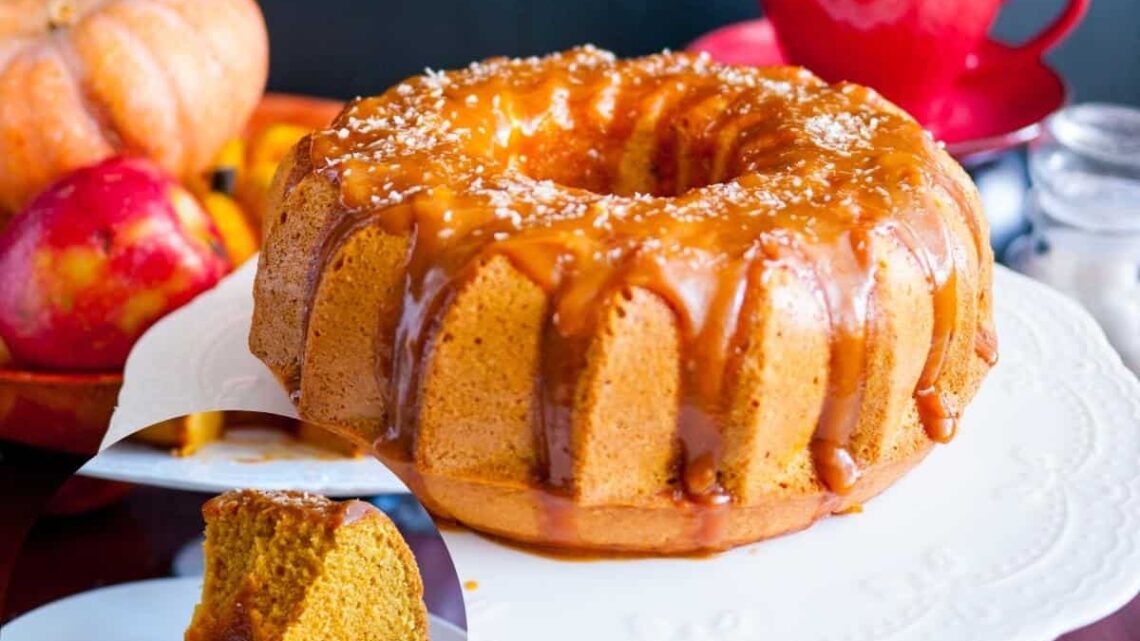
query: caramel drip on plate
[{"left": 299, "top": 48, "right": 996, "bottom": 547}]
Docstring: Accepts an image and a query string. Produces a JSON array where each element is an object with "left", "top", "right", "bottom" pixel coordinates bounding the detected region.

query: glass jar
[{"left": 1006, "top": 103, "right": 1140, "bottom": 375}]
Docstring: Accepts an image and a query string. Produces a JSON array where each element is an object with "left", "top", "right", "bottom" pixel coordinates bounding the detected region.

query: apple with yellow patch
[{"left": 0, "top": 158, "right": 230, "bottom": 370}]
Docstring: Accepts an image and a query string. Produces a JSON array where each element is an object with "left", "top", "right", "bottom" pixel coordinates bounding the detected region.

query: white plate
[
  {"left": 79, "top": 428, "right": 407, "bottom": 497},
  {"left": 443, "top": 268, "right": 1140, "bottom": 641},
  {"left": 1, "top": 577, "right": 465, "bottom": 641},
  {"left": 104, "top": 260, "right": 1140, "bottom": 640}
]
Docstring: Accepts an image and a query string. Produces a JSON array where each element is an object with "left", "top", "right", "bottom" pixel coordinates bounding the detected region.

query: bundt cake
[
  {"left": 250, "top": 47, "right": 997, "bottom": 553},
  {"left": 184, "top": 489, "right": 429, "bottom": 641}
]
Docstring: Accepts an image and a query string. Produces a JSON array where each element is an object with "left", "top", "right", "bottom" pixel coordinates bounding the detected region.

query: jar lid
[
  {"left": 1048, "top": 103, "right": 1140, "bottom": 168},
  {"left": 1031, "top": 103, "right": 1140, "bottom": 234}
]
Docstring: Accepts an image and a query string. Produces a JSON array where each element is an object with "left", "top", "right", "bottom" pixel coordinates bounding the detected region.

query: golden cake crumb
[{"left": 184, "top": 489, "right": 429, "bottom": 641}]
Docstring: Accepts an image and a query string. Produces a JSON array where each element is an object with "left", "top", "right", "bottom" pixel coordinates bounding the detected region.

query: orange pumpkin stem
[{"left": 47, "top": 0, "right": 78, "bottom": 30}]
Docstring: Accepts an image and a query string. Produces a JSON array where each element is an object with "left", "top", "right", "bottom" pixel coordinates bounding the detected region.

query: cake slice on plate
[{"left": 184, "top": 489, "right": 429, "bottom": 641}]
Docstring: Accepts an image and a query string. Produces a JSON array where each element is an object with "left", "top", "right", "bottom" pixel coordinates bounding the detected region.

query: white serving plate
[
  {"left": 444, "top": 268, "right": 1140, "bottom": 641},
  {"left": 0, "top": 577, "right": 465, "bottom": 641},
  {"left": 79, "top": 427, "right": 407, "bottom": 497},
  {"left": 105, "top": 259, "right": 1140, "bottom": 640}
]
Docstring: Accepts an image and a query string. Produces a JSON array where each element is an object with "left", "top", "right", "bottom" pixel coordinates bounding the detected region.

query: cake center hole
[{"left": 499, "top": 106, "right": 734, "bottom": 199}]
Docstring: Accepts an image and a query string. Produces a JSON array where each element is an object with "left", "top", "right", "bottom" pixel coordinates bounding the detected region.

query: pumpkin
[{"left": 0, "top": 0, "right": 269, "bottom": 215}]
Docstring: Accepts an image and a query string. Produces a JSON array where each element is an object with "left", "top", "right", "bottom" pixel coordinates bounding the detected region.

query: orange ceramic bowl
[
  {"left": 246, "top": 92, "right": 343, "bottom": 135},
  {"left": 0, "top": 368, "right": 130, "bottom": 516},
  {"left": 0, "top": 368, "right": 122, "bottom": 456}
]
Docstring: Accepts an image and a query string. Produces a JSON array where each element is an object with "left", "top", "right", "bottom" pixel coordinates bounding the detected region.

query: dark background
[{"left": 261, "top": 0, "right": 1140, "bottom": 106}]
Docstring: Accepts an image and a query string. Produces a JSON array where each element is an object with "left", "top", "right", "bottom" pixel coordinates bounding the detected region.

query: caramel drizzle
[
  {"left": 673, "top": 258, "right": 749, "bottom": 502},
  {"left": 809, "top": 227, "right": 878, "bottom": 493},
  {"left": 299, "top": 49, "right": 996, "bottom": 547},
  {"left": 975, "top": 326, "right": 999, "bottom": 367},
  {"left": 888, "top": 187, "right": 963, "bottom": 444},
  {"left": 536, "top": 314, "right": 586, "bottom": 491},
  {"left": 911, "top": 161, "right": 987, "bottom": 444}
]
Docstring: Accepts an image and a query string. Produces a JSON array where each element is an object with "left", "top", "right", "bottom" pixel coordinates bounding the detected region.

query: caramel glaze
[
  {"left": 205, "top": 489, "right": 379, "bottom": 527},
  {"left": 301, "top": 47, "right": 995, "bottom": 546}
]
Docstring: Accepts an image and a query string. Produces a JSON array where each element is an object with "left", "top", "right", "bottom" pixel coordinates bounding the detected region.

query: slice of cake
[
  {"left": 185, "top": 489, "right": 429, "bottom": 641},
  {"left": 131, "top": 412, "right": 367, "bottom": 458},
  {"left": 131, "top": 412, "right": 225, "bottom": 456}
]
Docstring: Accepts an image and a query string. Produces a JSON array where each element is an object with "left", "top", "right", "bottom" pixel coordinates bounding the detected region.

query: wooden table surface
[{"left": 0, "top": 440, "right": 1136, "bottom": 638}]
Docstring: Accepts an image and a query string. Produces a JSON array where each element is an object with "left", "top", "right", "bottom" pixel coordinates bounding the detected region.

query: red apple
[{"left": 0, "top": 157, "right": 230, "bottom": 371}]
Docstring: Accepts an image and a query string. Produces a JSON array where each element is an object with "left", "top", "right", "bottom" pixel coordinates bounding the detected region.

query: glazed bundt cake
[
  {"left": 184, "top": 489, "right": 429, "bottom": 641},
  {"left": 250, "top": 47, "right": 997, "bottom": 553}
]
